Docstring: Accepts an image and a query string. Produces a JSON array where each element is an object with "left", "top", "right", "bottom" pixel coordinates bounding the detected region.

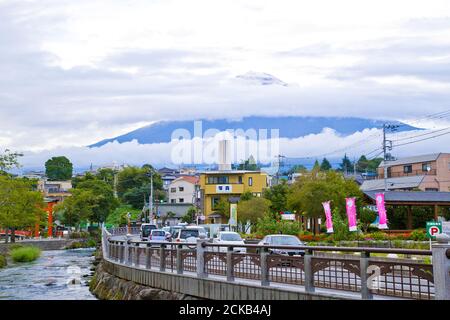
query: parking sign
[{"left": 426, "top": 221, "right": 442, "bottom": 239}]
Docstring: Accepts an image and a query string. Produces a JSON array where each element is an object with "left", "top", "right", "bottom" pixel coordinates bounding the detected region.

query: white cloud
[{"left": 1, "top": 0, "right": 450, "bottom": 163}]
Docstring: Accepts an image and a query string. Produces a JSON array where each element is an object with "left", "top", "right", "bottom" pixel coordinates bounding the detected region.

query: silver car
[{"left": 257, "top": 235, "right": 305, "bottom": 256}]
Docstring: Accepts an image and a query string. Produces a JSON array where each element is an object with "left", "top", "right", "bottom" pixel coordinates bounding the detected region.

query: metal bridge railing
[{"left": 102, "top": 227, "right": 435, "bottom": 300}]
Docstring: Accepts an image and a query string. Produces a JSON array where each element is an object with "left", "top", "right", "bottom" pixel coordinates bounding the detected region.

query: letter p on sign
[{"left": 426, "top": 221, "right": 442, "bottom": 240}]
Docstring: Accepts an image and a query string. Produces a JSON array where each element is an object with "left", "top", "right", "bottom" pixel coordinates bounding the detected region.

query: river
[{"left": 0, "top": 248, "right": 97, "bottom": 300}]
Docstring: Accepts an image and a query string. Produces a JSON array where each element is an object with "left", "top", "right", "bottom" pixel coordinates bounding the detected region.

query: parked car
[
  {"left": 161, "top": 226, "right": 173, "bottom": 241},
  {"left": 257, "top": 235, "right": 305, "bottom": 256},
  {"left": 140, "top": 223, "right": 157, "bottom": 241},
  {"left": 149, "top": 229, "right": 168, "bottom": 242},
  {"left": 174, "top": 226, "right": 207, "bottom": 243},
  {"left": 213, "top": 232, "right": 246, "bottom": 253}
]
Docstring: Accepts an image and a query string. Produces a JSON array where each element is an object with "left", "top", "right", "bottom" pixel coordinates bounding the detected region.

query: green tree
[
  {"left": 235, "top": 156, "right": 259, "bottom": 171},
  {"left": 356, "top": 155, "right": 369, "bottom": 172},
  {"left": 358, "top": 207, "right": 377, "bottom": 232},
  {"left": 283, "top": 164, "right": 307, "bottom": 175},
  {"left": 76, "top": 179, "right": 119, "bottom": 223},
  {"left": 287, "top": 171, "right": 363, "bottom": 234},
  {"left": 0, "top": 149, "right": 23, "bottom": 173},
  {"left": 263, "top": 180, "right": 290, "bottom": 214},
  {"left": 0, "top": 176, "right": 46, "bottom": 242},
  {"left": 237, "top": 197, "right": 271, "bottom": 232},
  {"left": 45, "top": 156, "right": 73, "bottom": 181},
  {"left": 338, "top": 154, "right": 353, "bottom": 174},
  {"left": 117, "top": 166, "right": 164, "bottom": 209},
  {"left": 54, "top": 189, "right": 98, "bottom": 229},
  {"left": 181, "top": 207, "right": 196, "bottom": 224},
  {"left": 320, "top": 158, "right": 332, "bottom": 171},
  {"left": 312, "top": 160, "right": 320, "bottom": 171},
  {"left": 214, "top": 198, "right": 230, "bottom": 218}
]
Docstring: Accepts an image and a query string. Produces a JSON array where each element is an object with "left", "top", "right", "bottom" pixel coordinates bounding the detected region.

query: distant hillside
[{"left": 89, "top": 116, "right": 417, "bottom": 147}]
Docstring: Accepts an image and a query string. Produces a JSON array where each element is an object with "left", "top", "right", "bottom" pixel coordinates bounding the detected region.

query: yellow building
[{"left": 199, "top": 170, "right": 269, "bottom": 223}]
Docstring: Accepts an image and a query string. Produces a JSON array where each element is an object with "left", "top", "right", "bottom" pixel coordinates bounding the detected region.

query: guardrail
[{"left": 102, "top": 227, "right": 435, "bottom": 300}]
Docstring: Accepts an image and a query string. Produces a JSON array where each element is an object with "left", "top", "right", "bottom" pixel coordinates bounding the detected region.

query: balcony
[{"left": 378, "top": 169, "right": 437, "bottom": 179}]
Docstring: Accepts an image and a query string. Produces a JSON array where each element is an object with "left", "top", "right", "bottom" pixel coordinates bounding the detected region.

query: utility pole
[
  {"left": 275, "top": 154, "right": 286, "bottom": 185},
  {"left": 382, "top": 123, "right": 399, "bottom": 191},
  {"left": 149, "top": 173, "right": 153, "bottom": 224}
]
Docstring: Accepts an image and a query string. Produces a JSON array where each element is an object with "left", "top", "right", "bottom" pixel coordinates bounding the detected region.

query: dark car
[{"left": 257, "top": 235, "right": 305, "bottom": 256}]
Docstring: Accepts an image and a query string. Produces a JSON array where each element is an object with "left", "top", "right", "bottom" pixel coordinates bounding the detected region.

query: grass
[
  {"left": 10, "top": 246, "right": 41, "bottom": 263},
  {"left": 0, "top": 254, "right": 6, "bottom": 268}
]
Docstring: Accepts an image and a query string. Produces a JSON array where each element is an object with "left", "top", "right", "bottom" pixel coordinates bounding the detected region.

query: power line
[
  {"left": 393, "top": 130, "right": 450, "bottom": 147},
  {"left": 391, "top": 126, "right": 450, "bottom": 142}
]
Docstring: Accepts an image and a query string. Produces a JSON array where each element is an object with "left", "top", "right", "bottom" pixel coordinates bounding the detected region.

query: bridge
[
  {"left": 101, "top": 227, "right": 450, "bottom": 300},
  {"left": 0, "top": 229, "right": 31, "bottom": 241}
]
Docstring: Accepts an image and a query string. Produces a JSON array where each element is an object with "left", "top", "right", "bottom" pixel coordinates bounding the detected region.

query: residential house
[
  {"left": 168, "top": 176, "right": 200, "bottom": 204},
  {"left": 361, "top": 153, "right": 450, "bottom": 192},
  {"left": 38, "top": 179, "right": 72, "bottom": 202}
]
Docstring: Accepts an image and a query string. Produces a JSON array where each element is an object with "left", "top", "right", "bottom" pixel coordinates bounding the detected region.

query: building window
[
  {"left": 170, "top": 188, "right": 176, "bottom": 193},
  {"left": 425, "top": 188, "right": 439, "bottom": 192},
  {"left": 179, "top": 198, "right": 184, "bottom": 203},
  {"left": 403, "top": 165, "right": 412, "bottom": 174},
  {"left": 211, "top": 197, "right": 220, "bottom": 209},
  {"left": 248, "top": 177, "right": 253, "bottom": 186},
  {"left": 170, "top": 199, "right": 176, "bottom": 204},
  {"left": 207, "top": 176, "right": 229, "bottom": 184},
  {"left": 238, "top": 176, "right": 243, "bottom": 184},
  {"left": 422, "top": 163, "right": 431, "bottom": 172},
  {"left": 179, "top": 187, "right": 184, "bottom": 192}
]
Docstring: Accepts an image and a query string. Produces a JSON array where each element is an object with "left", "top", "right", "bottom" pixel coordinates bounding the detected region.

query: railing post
[
  {"left": 360, "top": 251, "right": 373, "bottom": 300},
  {"left": 135, "top": 243, "right": 140, "bottom": 267},
  {"left": 160, "top": 244, "right": 166, "bottom": 272},
  {"left": 146, "top": 244, "right": 152, "bottom": 269},
  {"left": 176, "top": 245, "right": 183, "bottom": 274},
  {"left": 304, "top": 249, "right": 315, "bottom": 293},
  {"left": 260, "top": 247, "right": 270, "bottom": 286},
  {"left": 120, "top": 242, "right": 125, "bottom": 263},
  {"left": 226, "top": 246, "right": 234, "bottom": 282},
  {"left": 196, "top": 240, "right": 206, "bottom": 278},
  {"left": 124, "top": 240, "right": 130, "bottom": 265},
  {"left": 432, "top": 235, "right": 450, "bottom": 300}
]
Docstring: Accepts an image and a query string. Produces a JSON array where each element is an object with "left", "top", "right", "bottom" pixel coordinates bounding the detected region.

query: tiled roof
[
  {"left": 173, "top": 175, "right": 199, "bottom": 184},
  {"left": 379, "top": 153, "right": 442, "bottom": 167},
  {"left": 364, "top": 191, "right": 450, "bottom": 203},
  {"left": 360, "top": 176, "right": 425, "bottom": 191}
]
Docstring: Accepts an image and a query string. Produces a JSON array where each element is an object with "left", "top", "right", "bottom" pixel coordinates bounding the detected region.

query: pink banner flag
[
  {"left": 375, "top": 193, "right": 388, "bottom": 229},
  {"left": 345, "top": 197, "right": 358, "bottom": 232},
  {"left": 322, "top": 201, "right": 334, "bottom": 233}
]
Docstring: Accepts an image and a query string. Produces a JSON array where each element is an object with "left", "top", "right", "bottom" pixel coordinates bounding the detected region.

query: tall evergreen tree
[{"left": 320, "top": 158, "right": 332, "bottom": 171}]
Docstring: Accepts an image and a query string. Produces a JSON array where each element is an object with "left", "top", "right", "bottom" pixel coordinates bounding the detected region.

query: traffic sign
[{"left": 426, "top": 221, "right": 442, "bottom": 239}]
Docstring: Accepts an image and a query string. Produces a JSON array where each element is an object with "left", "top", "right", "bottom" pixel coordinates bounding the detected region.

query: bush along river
[{"left": 0, "top": 248, "right": 97, "bottom": 300}]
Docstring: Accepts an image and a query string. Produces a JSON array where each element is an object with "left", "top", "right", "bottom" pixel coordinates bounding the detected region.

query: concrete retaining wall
[
  {"left": 101, "top": 259, "right": 346, "bottom": 300},
  {"left": 0, "top": 239, "right": 78, "bottom": 254}
]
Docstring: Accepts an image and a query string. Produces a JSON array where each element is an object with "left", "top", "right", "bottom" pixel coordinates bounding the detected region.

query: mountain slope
[{"left": 89, "top": 116, "right": 417, "bottom": 147}]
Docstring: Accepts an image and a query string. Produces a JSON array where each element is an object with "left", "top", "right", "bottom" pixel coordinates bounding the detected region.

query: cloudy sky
[{"left": 2, "top": 0, "right": 450, "bottom": 169}]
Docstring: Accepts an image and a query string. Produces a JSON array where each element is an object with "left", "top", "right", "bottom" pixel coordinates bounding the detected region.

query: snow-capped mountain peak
[{"left": 236, "top": 71, "right": 289, "bottom": 86}]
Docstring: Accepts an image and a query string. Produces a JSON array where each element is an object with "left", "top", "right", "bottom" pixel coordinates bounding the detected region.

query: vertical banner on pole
[
  {"left": 322, "top": 201, "right": 334, "bottom": 233},
  {"left": 229, "top": 203, "right": 238, "bottom": 227},
  {"left": 345, "top": 197, "right": 358, "bottom": 232},
  {"left": 375, "top": 193, "right": 388, "bottom": 230}
]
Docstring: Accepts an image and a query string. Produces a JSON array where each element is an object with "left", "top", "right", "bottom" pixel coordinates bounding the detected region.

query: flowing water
[{"left": 0, "top": 248, "right": 97, "bottom": 300}]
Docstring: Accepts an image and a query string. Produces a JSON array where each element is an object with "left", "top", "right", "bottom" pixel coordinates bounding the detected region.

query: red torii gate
[{"left": 34, "top": 199, "right": 59, "bottom": 238}]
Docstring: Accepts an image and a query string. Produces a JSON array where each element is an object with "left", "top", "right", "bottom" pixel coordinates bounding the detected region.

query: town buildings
[
  {"left": 168, "top": 176, "right": 200, "bottom": 204},
  {"left": 361, "top": 153, "right": 450, "bottom": 192}
]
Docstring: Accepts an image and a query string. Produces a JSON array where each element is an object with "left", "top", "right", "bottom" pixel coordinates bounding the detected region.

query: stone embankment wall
[{"left": 89, "top": 256, "right": 200, "bottom": 300}]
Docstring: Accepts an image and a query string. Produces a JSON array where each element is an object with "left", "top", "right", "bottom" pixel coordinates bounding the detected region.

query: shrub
[
  {"left": 10, "top": 246, "right": 41, "bottom": 263},
  {"left": 410, "top": 229, "right": 427, "bottom": 241},
  {"left": 256, "top": 215, "right": 301, "bottom": 236},
  {"left": 0, "top": 254, "right": 6, "bottom": 268},
  {"left": 370, "top": 232, "right": 388, "bottom": 241}
]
